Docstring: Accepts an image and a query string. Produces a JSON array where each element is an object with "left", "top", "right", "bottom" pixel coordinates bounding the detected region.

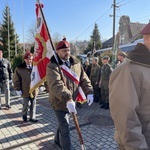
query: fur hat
[{"left": 56, "top": 38, "right": 70, "bottom": 50}]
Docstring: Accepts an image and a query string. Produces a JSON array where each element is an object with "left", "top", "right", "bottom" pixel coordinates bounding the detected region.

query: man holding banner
[{"left": 46, "top": 38, "right": 94, "bottom": 149}]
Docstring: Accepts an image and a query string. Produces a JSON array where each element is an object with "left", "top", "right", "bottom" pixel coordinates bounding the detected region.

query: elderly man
[
  {"left": 0, "top": 50, "right": 12, "bottom": 109},
  {"left": 109, "top": 22, "right": 150, "bottom": 149},
  {"left": 46, "top": 38, "right": 93, "bottom": 150},
  {"left": 13, "top": 52, "right": 38, "bottom": 122}
]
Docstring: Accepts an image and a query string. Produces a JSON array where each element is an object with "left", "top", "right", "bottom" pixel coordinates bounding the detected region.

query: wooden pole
[{"left": 72, "top": 113, "right": 86, "bottom": 150}]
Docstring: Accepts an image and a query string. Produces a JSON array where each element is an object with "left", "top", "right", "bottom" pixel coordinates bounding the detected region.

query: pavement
[{"left": 0, "top": 91, "right": 118, "bottom": 150}]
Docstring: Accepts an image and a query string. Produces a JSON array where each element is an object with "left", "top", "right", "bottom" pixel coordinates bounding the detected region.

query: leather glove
[
  {"left": 66, "top": 101, "right": 77, "bottom": 114},
  {"left": 16, "top": 90, "right": 22, "bottom": 96},
  {"left": 87, "top": 94, "right": 94, "bottom": 106}
]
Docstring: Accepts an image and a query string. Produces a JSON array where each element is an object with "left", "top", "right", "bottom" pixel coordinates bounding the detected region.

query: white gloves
[
  {"left": 66, "top": 101, "right": 77, "bottom": 114},
  {"left": 87, "top": 94, "right": 94, "bottom": 106},
  {"left": 9, "top": 80, "right": 12, "bottom": 84},
  {"left": 16, "top": 90, "right": 22, "bottom": 96},
  {"left": 39, "top": 86, "right": 45, "bottom": 93}
]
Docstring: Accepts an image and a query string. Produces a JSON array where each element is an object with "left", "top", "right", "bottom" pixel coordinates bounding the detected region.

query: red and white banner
[
  {"left": 61, "top": 65, "right": 86, "bottom": 103},
  {"left": 30, "top": 3, "right": 54, "bottom": 94},
  {"left": 30, "top": 2, "right": 86, "bottom": 104},
  {"left": 61, "top": 65, "right": 79, "bottom": 84}
]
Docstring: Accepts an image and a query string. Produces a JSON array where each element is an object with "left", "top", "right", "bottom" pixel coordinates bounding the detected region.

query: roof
[
  {"left": 130, "top": 22, "right": 146, "bottom": 38},
  {"left": 102, "top": 21, "right": 146, "bottom": 48},
  {"left": 102, "top": 37, "right": 113, "bottom": 48}
]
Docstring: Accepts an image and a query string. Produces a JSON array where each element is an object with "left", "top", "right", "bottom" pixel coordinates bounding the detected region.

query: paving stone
[
  {"left": 0, "top": 93, "right": 118, "bottom": 149},
  {"left": 1, "top": 142, "right": 11, "bottom": 148}
]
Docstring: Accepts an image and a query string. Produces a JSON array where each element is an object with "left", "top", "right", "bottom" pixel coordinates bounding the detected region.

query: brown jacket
[
  {"left": 13, "top": 61, "right": 38, "bottom": 98},
  {"left": 109, "top": 43, "right": 150, "bottom": 150},
  {"left": 46, "top": 55, "right": 93, "bottom": 111}
]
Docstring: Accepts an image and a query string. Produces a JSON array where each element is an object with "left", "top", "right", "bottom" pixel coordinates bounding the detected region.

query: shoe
[
  {"left": 54, "top": 140, "right": 62, "bottom": 149},
  {"left": 22, "top": 115, "right": 27, "bottom": 122},
  {"left": 104, "top": 103, "right": 109, "bottom": 109},
  {"left": 29, "top": 119, "right": 38, "bottom": 123},
  {"left": 100, "top": 103, "right": 106, "bottom": 108},
  {"left": 99, "top": 101, "right": 103, "bottom": 105},
  {"left": 6, "top": 105, "right": 11, "bottom": 110}
]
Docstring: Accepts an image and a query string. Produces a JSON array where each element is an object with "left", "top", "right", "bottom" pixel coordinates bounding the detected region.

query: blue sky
[{"left": 0, "top": 0, "right": 150, "bottom": 43}]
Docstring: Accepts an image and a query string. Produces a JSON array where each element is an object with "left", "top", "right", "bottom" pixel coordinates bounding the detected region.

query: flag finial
[
  {"left": 63, "top": 35, "right": 66, "bottom": 40},
  {"left": 36, "top": 0, "right": 40, "bottom": 4}
]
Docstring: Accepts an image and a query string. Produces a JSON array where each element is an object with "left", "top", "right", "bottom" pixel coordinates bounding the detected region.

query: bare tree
[{"left": 26, "top": 21, "right": 36, "bottom": 44}]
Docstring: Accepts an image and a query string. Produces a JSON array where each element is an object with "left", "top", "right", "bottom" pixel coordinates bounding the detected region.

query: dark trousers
[
  {"left": 54, "top": 110, "right": 73, "bottom": 150},
  {"left": 101, "top": 86, "right": 109, "bottom": 103},
  {"left": 93, "top": 85, "right": 101, "bottom": 103}
]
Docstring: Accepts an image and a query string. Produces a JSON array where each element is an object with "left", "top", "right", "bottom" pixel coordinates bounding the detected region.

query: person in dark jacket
[
  {"left": 77, "top": 59, "right": 91, "bottom": 108},
  {"left": 13, "top": 52, "right": 38, "bottom": 122},
  {"left": 83, "top": 59, "right": 91, "bottom": 78},
  {"left": 46, "top": 38, "right": 93, "bottom": 150},
  {"left": 0, "top": 50, "right": 13, "bottom": 109}
]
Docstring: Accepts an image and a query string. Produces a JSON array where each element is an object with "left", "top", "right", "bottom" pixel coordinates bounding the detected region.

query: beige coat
[
  {"left": 46, "top": 55, "right": 93, "bottom": 111},
  {"left": 109, "top": 43, "right": 150, "bottom": 150}
]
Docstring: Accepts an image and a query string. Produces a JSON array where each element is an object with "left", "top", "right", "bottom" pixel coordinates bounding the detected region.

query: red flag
[
  {"left": 30, "top": 2, "right": 86, "bottom": 104},
  {"left": 30, "top": 2, "right": 54, "bottom": 94}
]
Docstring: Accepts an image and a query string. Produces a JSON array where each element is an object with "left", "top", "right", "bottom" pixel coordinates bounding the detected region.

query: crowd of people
[
  {"left": 0, "top": 22, "right": 150, "bottom": 149},
  {"left": 83, "top": 53, "right": 122, "bottom": 110}
]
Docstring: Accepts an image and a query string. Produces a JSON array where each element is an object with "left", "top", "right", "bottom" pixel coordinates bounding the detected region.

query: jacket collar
[
  {"left": 127, "top": 43, "right": 150, "bottom": 66},
  {"left": 18, "top": 61, "right": 27, "bottom": 68},
  {"left": 50, "top": 54, "right": 79, "bottom": 65}
]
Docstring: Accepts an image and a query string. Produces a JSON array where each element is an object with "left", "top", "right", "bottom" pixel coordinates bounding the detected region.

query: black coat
[{"left": 0, "top": 58, "right": 12, "bottom": 82}]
